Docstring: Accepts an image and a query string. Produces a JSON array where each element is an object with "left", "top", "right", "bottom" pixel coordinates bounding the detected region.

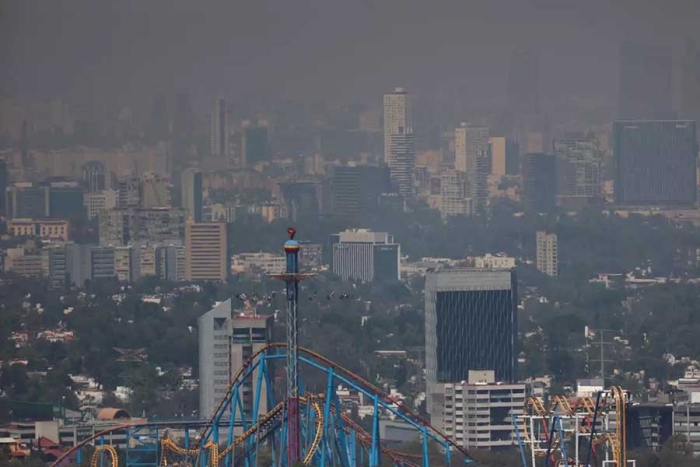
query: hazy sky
[{"left": 1, "top": 0, "right": 699, "bottom": 113}]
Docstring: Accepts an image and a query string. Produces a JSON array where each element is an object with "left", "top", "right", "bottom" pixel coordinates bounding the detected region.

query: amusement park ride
[{"left": 50, "top": 229, "right": 632, "bottom": 467}]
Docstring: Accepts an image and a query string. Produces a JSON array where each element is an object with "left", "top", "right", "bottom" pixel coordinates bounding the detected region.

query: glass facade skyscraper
[
  {"left": 425, "top": 269, "right": 517, "bottom": 415},
  {"left": 614, "top": 120, "right": 697, "bottom": 206}
]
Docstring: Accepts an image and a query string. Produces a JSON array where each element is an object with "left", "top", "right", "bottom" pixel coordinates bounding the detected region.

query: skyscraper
[
  {"left": 82, "top": 161, "right": 107, "bottom": 193},
  {"left": 0, "top": 160, "right": 8, "bottom": 215},
  {"left": 619, "top": 43, "right": 673, "bottom": 120},
  {"left": 613, "top": 120, "right": 697, "bottom": 206},
  {"left": 389, "top": 129, "right": 416, "bottom": 199},
  {"left": 139, "top": 173, "right": 170, "bottom": 208},
  {"left": 185, "top": 221, "right": 229, "bottom": 282},
  {"left": 523, "top": 153, "right": 557, "bottom": 212},
  {"left": 198, "top": 299, "right": 233, "bottom": 419},
  {"left": 536, "top": 231, "right": 558, "bottom": 277},
  {"left": 383, "top": 87, "right": 412, "bottom": 164},
  {"left": 5, "top": 183, "right": 47, "bottom": 219},
  {"left": 682, "top": 39, "right": 700, "bottom": 126},
  {"left": 425, "top": 269, "right": 517, "bottom": 416},
  {"left": 331, "top": 165, "right": 391, "bottom": 219},
  {"left": 455, "top": 124, "right": 490, "bottom": 208},
  {"left": 329, "top": 229, "right": 400, "bottom": 282},
  {"left": 181, "top": 168, "right": 203, "bottom": 222},
  {"left": 553, "top": 136, "right": 602, "bottom": 207},
  {"left": 489, "top": 137, "right": 519, "bottom": 176},
  {"left": 241, "top": 122, "right": 269, "bottom": 167},
  {"left": 439, "top": 169, "right": 473, "bottom": 219},
  {"left": 210, "top": 98, "right": 230, "bottom": 157}
]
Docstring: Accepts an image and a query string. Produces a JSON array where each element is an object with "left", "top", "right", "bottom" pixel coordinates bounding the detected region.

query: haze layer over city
[{"left": 2, "top": 1, "right": 700, "bottom": 467}]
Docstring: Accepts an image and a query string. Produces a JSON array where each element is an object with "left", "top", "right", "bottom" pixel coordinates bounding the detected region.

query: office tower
[
  {"left": 618, "top": 43, "right": 673, "bottom": 119},
  {"left": 241, "top": 122, "right": 269, "bottom": 167},
  {"left": 65, "top": 243, "right": 92, "bottom": 287},
  {"left": 230, "top": 312, "right": 273, "bottom": 418},
  {"left": 0, "top": 160, "right": 7, "bottom": 215},
  {"left": 84, "top": 190, "right": 118, "bottom": 220},
  {"left": 138, "top": 245, "right": 157, "bottom": 277},
  {"left": 116, "top": 176, "right": 140, "bottom": 209},
  {"left": 91, "top": 247, "right": 116, "bottom": 280},
  {"left": 5, "top": 183, "right": 47, "bottom": 219},
  {"left": 455, "top": 124, "right": 490, "bottom": 208},
  {"left": 139, "top": 173, "right": 170, "bottom": 208},
  {"left": 181, "top": 168, "right": 203, "bottom": 222},
  {"left": 279, "top": 181, "right": 322, "bottom": 223},
  {"left": 329, "top": 229, "right": 400, "bottom": 282},
  {"left": 682, "top": 40, "right": 700, "bottom": 127},
  {"left": 439, "top": 169, "right": 473, "bottom": 219},
  {"left": 388, "top": 129, "right": 416, "bottom": 198},
  {"left": 198, "top": 299, "right": 233, "bottom": 419},
  {"left": 508, "top": 51, "right": 540, "bottom": 119},
  {"left": 553, "top": 137, "right": 601, "bottom": 207},
  {"left": 44, "top": 244, "right": 67, "bottom": 289},
  {"left": 82, "top": 161, "right": 108, "bottom": 193},
  {"left": 536, "top": 231, "right": 558, "bottom": 277},
  {"left": 489, "top": 137, "right": 519, "bottom": 176},
  {"left": 172, "top": 93, "right": 194, "bottom": 171},
  {"left": 185, "top": 221, "right": 229, "bottom": 282},
  {"left": 210, "top": 98, "right": 230, "bottom": 157},
  {"left": 384, "top": 87, "right": 412, "bottom": 164},
  {"left": 613, "top": 121, "right": 697, "bottom": 205},
  {"left": 46, "top": 181, "right": 85, "bottom": 220},
  {"left": 156, "top": 245, "right": 186, "bottom": 281},
  {"left": 523, "top": 153, "right": 557, "bottom": 212},
  {"left": 331, "top": 165, "right": 391, "bottom": 219},
  {"left": 425, "top": 269, "right": 517, "bottom": 417},
  {"left": 438, "top": 371, "right": 526, "bottom": 450}
]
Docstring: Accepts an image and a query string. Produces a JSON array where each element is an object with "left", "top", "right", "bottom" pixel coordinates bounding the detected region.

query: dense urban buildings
[
  {"left": 619, "top": 43, "right": 673, "bottom": 120},
  {"left": 536, "top": 231, "right": 558, "bottom": 277},
  {"left": 613, "top": 120, "right": 698, "bottom": 206},
  {"left": 383, "top": 87, "right": 412, "bottom": 165},
  {"left": 185, "top": 221, "right": 229, "bottom": 282},
  {"left": 425, "top": 269, "right": 517, "bottom": 418},
  {"left": 329, "top": 229, "right": 400, "bottom": 282}
]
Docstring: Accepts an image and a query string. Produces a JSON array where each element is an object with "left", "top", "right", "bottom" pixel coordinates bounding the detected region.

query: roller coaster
[
  {"left": 513, "top": 386, "right": 633, "bottom": 467},
  {"left": 52, "top": 343, "right": 472, "bottom": 467}
]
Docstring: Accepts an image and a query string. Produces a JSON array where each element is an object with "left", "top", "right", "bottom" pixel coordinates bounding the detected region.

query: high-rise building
[
  {"left": 329, "top": 229, "right": 400, "bottom": 282},
  {"left": 82, "top": 161, "right": 108, "bottom": 193},
  {"left": 44, "top": 245, "right": 67, "bottom": 289},
  {"left": 98, "top": 208, "right": 185, "bottom": 246},
  {"left": 425, "top": 269, "right": 517, "bottom": 416},
  {"left": 91, "top": 247, "right": 116, "bottom": 280},
  {"left": 613, "top": 120, "right": 697, "bottom": 206},
  {"left": 5, "top": 183, "right": 47, "bottom": 219},
  {"left": 682, "top": 40, "right": 700, "bottom": 127},
  {"left": 114, "top": 246, "right": 138, "bottom": 282},
  {"left": 139, "top": 173, "right": 170, "bottom": 208},
  {"left": 553, "top": 137, "right": 602, "bottom": 207},
  {"left": 439, "top": 169, "right": 473, "bottom": 219},
  {"left": 84, "top": 190, "right": 118, "bottom": 220},
  {"left": 279, "top": 181, "right": 322, "bottom": 223},
  {"left": 536, "top": 231, "right": 558, "bottom": 277},
  {"left": 210, "top": 98, "right": 230, "bottom": 157},
  {"left": 455, "top": 124, "right": 490, "bottom": 208},
  {"left": 0, "top": 160, "right": 7, "bottom": 215},
  {"left": 156, "top": 245, "right": 186, "bottom": 282},
  {"left": 65, "top": 243, "right": 92, "bottom": 287},
  {"left": 185, "top": 222, "right": 229, "bottom": 282},
  {"left": 489, "top": 137, "right": 519, "bottom": 176},
  {"left": 437, "top": 371, "right": 526, "bottom": 450},
  {"left": 45, "top": 181, "right": 85, "bottom": 220},
  {"left": 181, "top": 168, "right": 203, "bottom": 222},
  {"left": 198, "top": 299, "right": 273, "bottom": 420},
  {"left": 116, "top": 176, "right": 140, "bottom": 209},
  {"left": 383, "top": 87, "right": 412, "bottom": 165},
  {"left": 619, "top": 43, "right": 673, "bottom": 119},
  {"left": 523, "top": 153, "right": 557, "bottom": 212},
  {"left": 388, "top": 129, "right": 416, "bottom": 199},
  {"left": 198, "top": 299, "right": 233, "bottom": 419},
  {"left": 241, "top": 122, "right": 269, "bottom": 167},
  {"left": 331, "top": 165, "right": 391, "bottom": 219}
]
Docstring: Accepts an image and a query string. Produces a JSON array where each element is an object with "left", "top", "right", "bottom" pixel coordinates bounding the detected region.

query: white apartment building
[
  {"left": 383, "top": 87, "right": 412, "bottom": 164},
  {"left": 536, "top": 231, "right": 558, "bottom": 277}
]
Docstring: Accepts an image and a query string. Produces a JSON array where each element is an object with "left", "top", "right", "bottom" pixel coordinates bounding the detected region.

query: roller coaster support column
[
  {"left": 511, "top": 413, "right": 528, "bottom": 467},
  {"left": 585, "top": 391, "right": 603, "bottom": 467},
  {"left": 421, "top": 426, "right": 429, "bottom": 467},
  {"left": 271, "top": 227, "right": 314, "bottom": 466}
]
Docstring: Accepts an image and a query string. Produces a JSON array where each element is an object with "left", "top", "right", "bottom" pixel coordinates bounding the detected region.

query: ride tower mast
[{"left": 271, "top": 227, "right": 314, "bottom": 465}]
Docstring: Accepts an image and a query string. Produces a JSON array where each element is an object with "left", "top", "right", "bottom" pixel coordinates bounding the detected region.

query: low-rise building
[
  {"left": 472, "top": 254, "right": 516, "bottom": 269},
  {"left": 231, "top": 252, "right": 286, "bottom": 275},
  {"left": 7, "top": 219, "right": 70, "bottom": 242}
]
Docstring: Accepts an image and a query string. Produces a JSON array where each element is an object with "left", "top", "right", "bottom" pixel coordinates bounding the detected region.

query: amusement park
[{"left": 42, "top": 228, "right": 641, "bottom": 467}]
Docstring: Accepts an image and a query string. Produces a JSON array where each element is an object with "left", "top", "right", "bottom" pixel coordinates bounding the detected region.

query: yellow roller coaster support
[{"left": 91, "top": 445, "right": 118, "bottom": 467}]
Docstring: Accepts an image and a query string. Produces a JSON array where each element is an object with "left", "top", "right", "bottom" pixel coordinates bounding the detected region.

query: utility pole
[{"left": 590, "top": 328, "right": 614, "bottom": 386}]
